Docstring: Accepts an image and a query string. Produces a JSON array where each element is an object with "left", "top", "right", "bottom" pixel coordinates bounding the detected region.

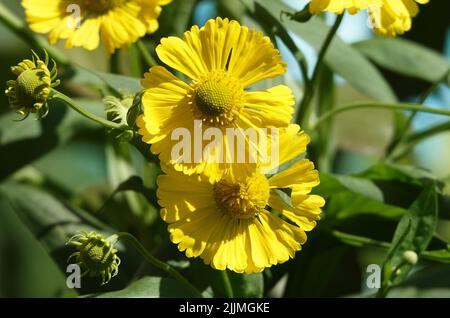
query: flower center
[
  {"left": 15, "top": 69, "right": 49, "bottom": 108},
  {"left": 189, "top": 72, "right": 243, "bottom": 126},
  {"left": 83, "top": 0, "right": 126, "bottom": 14},
  {"left": 214, "top": 174, "right": 270, "bottom": 219},
  {"left": 79, "top": 239, "right": 115, "bottom": 272},
  {"left": 196, "top": 81, "right": 233, "bottom": 116}
]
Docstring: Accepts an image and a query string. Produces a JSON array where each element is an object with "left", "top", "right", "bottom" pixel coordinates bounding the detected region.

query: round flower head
[
  {"left": 22, "top": 0, "right": 173, "bottom": 54},
  {"left": 308, "top": 0, "right": 428, "bottom": 36},
  {"left": 137, "top": 18, "right": 295, "bottom": 181},
  {"left": 157, "top": 125, "right": 325, "bottom": 273},
  {"left": 368, "top": 0, "right": 429, "bottom": 36},
  {"left": 67, "top": 231, "right": 121, "bottom": 285},
  {"left": 5, "top": 51, "right": 59, "bottom": 120}
]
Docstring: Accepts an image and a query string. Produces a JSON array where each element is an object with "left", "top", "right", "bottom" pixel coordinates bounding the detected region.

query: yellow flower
[
  {"left": 22, "top": 0, "right": 173, "bottom": 54},
  {"left": 309, "top": 0, "right": 380, "bottom": 14},
  {"left": 308, "top": 0, "right": 428, "bottom": 36},
  {"left": 369, "top": 0, "right": 429, "bottom": 36},
  {"left": 137, "top": 18, "right": 294, "bottom": 180},
  {"left": 157, "top": 125, "right": 325, "bottom": 273},
  {"left": 5, "top": 51, "right": 59, "bottom": 119}
]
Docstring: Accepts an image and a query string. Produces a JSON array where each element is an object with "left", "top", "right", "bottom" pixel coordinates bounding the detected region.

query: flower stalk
[
  {"left": 220, "top": 270, "right": 234, "bottom": 298},
  {"left": 296, "top": 14, "right": 344, "bottom": 127},
  {"left": 52, "top": 90, "right": 129, "bottom": 131},
  {"left": 311, "top": 102, "right": 450, "bottom": 131},
  {"left": 114, "top": 232, "right": 203, "bottom": 297},
  {"left": 137, "top": 40, "right": 158, "bottom": 68}
]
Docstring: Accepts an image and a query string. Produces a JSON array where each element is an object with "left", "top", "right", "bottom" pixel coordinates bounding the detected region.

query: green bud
[
  {"left": 5, "top": 50, "right": 60, "bottom": 120},
  {"left": 67, "top": 231, "right": 121, "bottom": 285},
  {"left": 402, "top": 250, "right": 418, "bottom": 265},
  {"left": 281, "top": 4, "right": 312, "bottom": 23}
]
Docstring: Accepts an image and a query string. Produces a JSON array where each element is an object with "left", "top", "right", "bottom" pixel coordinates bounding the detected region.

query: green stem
[
  {"left": 296, "top": 14, "right": 344, "bottom": 127},
  {"left": 312, "top": 102, "right": 450, "bottom": 131},
  {"left": 385, "top": 72, "right": 449, "bottom": 160},
  {"left": 331, "top": 230, "right": 446, "bottom": 263},
  {"left": 331, "top": 230, "right": 391, "bottom": 249},
  {"left": 128, "top": 44, "right": 143, "bottom": 77},
  {"left": 115, "top": 232, "right": 203, "bottom": 297},
  {"left": 110, "top": 51, "right": 121, "bottom": 74},
  {"left": 220, "top": 270, "right": 234, "bottom": 298},
  {"left": 0, "top": 3, "right": 69, "bottom": 67},
  {"left": 52, "top": 90, "right": 126, "bottom": 131},
  {"left": 316, "top": 65, "right": 335, "bottom": 172},
  {"left": 255, "top": 6, "right": 310, "bottom": 93},
  {"left": 406, "top": 121, "right": 450, "bottom": 145},
  {"left": 137, "top": 40, "right": 158, "bottom": 68},
  {"left": 388, "top": 121, "right": 450, "bottom": 161},
  {"left": 376, "top": 284, "right": 392, "bottom": 298},
  {"left": 272, "top": 26, "right": 310, "bottom": 115}
]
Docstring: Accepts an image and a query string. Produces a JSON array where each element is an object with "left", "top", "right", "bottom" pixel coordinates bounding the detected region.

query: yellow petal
[
  {"left": 157, "top": 172, "right": 214, "bottom": 223},
  {"left": 23, "top": 0, "right": 170, "bottom": 53},
  {"left": 66, "top": 18, "right": 101, "bottom": 51},
  {"left": 156, "top": 25, "right": 208, "bottom": 80},
  {"left": 227, "top": 27, "right": 286, "bottom": 87},
  {"left": 268, "top": 192, "right": 321, "bottom": 231},
  {"left": 269, "top": 159, "right": 320, "bottom": 193},
  {"left": 169, "top": 207, "right": 225, "bottom": 258},
  {"left": 309, "top": 0, "right": 381, "bottom": 14},
  {"left": 156, "top": 17, "right": 286, "bottom": 85},
  {"left": 242, "top": 85, "right": 295, "bottom": 127},
  {"left": 138, "top": 66, "right": 192, "bottom": 140},
  {"left": 259, "top": 211, "right": 307, "bottom": 256}
]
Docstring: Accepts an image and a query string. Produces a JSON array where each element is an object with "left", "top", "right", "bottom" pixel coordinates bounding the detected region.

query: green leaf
[
  {"left": 229, "top": 272, "right": 263, "bottom": 298},
  {"left": 318, "top": 173, "right": 384, "bottom": 201},
  {"left": 0, "top": 99, "right": 102, "bottom": 181},
  {"left": 283, "top": 234, "right": 362, "bottom": 297},
  {"left": 181, "top": 260, "right": 262, "bottom": 297},
  {"left": 356, "top": 163, "right": 450, "bottom": 219},
  {"left": 397, "top": 264, "right": 450, "bottom": 289},
  {"left": 422, "top": 249, "right": 450, "bottom": 264},
  {"left": 0, "top": 111, "right": 41, "bottom": 145},
  {"left": 0, "top": 182, "right": 140, "bottom": 294},
  {"left": 95, "top": 276, "right": 197, "bottom": 298},
  {"left": 357, "top": 163, "right": 436, "bottom": 186},
  {"left": 33, "top": 141, "right": 107, "bottom": 194},
  {"left": 0, "top": 182, "right": 110, "bottom": 258},
  {"left": 105, "top": 145, "right": 159, "bottom": 225},
  {"left": 325, "top": 191, "right": 406, "bottom": 220},
  {"left": 75, "top": 66, "right": 142, "bottom": 96},
  {"left": 95, "top": 71, "right": 142, "bottom": 96},
  {"left": 388, "top": 287, "right": 450, "bottom": 298},
  {"left": 379, "top": 185, "right": 438, "bottom": 296},
  {"left": 0, "top": 195, "right": 74, "bottom": 297},
  {"left": 244, "top": 0, "right": 397, "bottom": 102},
  {"left": 354, "top": 38, "right": 450, "bottom": 83}
]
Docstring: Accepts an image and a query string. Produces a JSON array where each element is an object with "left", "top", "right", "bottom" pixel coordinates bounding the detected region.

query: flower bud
[
  {"left": 5, "top": 50, "right": 60, "bottom": 119},
  {"left": 402, "top": 250, "right": 418, "bottom": 265},
  {"left": 67, "top": 231, "right": 121, "bottom": 285},
  {"left": 104, "top": 95, "right": 133, "bottom": 125}
]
